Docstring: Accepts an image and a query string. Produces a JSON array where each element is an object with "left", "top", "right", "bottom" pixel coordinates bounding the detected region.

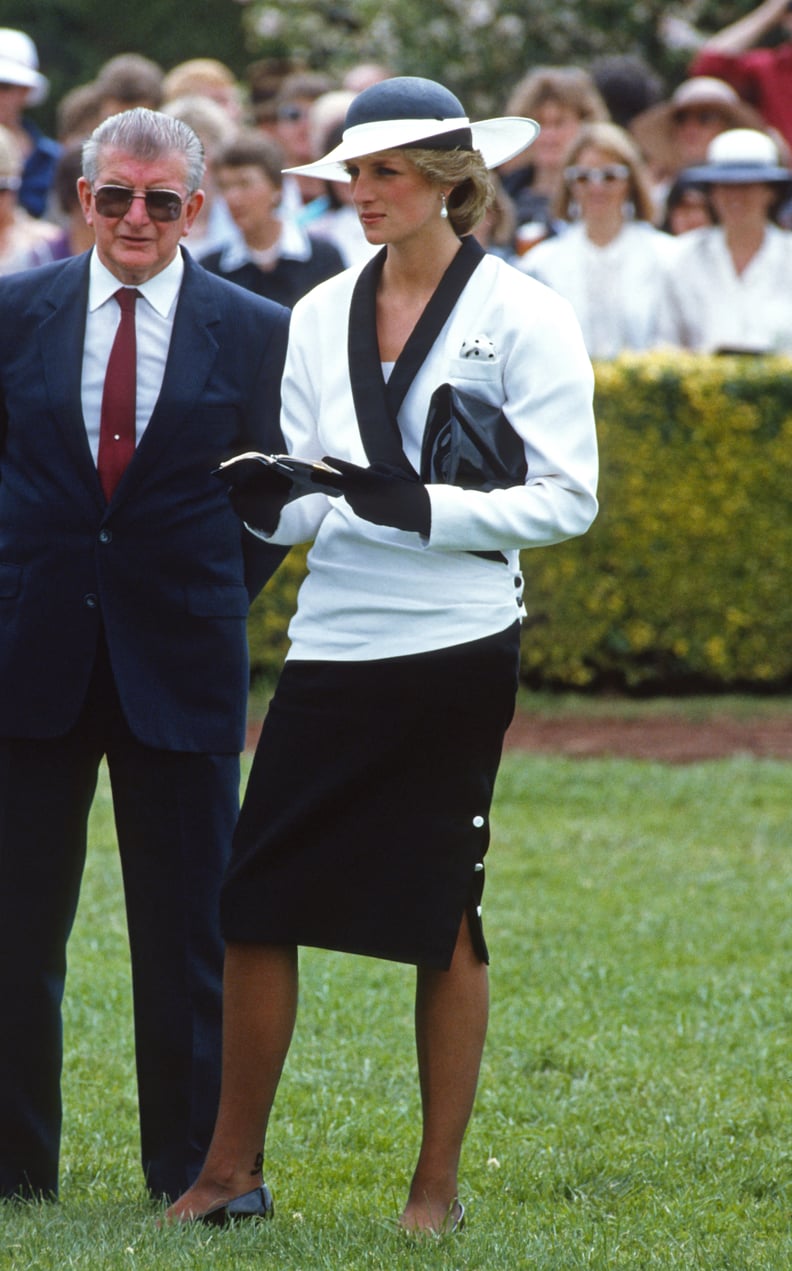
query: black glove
[
  {"left": 318, "top": 457, "right": 431, "bottom": 534},
  {"left": 214, "top": 458, "right": 294, "bottom": 534}
]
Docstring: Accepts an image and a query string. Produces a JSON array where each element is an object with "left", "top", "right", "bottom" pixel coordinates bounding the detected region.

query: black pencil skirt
[{"left": 220, "top": 622, "right": 521, "bottom": 969}]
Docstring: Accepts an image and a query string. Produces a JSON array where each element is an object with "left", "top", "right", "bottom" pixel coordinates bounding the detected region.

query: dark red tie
[{"left": 97, "top": 287, "right": 138, "bottom": 501}]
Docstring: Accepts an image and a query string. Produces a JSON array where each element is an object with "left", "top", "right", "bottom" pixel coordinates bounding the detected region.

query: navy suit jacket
[{"left": 0, "top": 248, "right": 290, "bottom": 751}]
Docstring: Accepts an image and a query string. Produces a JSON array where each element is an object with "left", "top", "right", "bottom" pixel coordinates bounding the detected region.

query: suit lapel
[{"left": 38, "top": 254, "right": 105, "bottom": 508}]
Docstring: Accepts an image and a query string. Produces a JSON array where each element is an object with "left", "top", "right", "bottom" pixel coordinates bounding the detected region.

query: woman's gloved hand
[{"left": 317, "top": 457, "right": 431, "bottom": 534}]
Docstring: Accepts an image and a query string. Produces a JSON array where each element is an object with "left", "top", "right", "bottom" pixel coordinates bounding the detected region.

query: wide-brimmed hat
[
  {"left": 630, "top": 77, "right": 765, "bottom": 169},
  {"left": 0, "top": 29, "right": 48, "bottom": 106},
  {"left": 684, "top": 128, "right": 792, "bottom": 185},
  {"left": 284, "top": 76, "right": 539, "bottom": 180}
]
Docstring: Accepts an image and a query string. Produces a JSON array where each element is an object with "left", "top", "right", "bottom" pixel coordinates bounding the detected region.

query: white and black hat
[
  {"left": 684, "top": 128, "right": 792, "bottom": 187},
  {"left": 285, "top": 76, "right": 539, "bottom": 180}
]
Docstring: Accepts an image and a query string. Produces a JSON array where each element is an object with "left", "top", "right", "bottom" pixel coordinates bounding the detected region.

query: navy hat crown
[{"left": 346, "top": 77, "right": 466, "bottom": 128}]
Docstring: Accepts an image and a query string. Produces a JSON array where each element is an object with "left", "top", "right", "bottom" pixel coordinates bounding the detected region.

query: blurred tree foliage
[
  {"left": 0, "top": 0, "right": 251, "bottom": 133},
  {"left": 241, "top": 0, "right": 767, "bottom": 115},
  {"left": 4, "top": 0, "right": 776, "bottom": 135}
]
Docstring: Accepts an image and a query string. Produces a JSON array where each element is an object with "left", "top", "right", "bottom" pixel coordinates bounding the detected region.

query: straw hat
[
  {"left": 285, "top": 76, "right": 539, "bottom": 181},
  {"left": 0, "top": 29, "right": 49, "bottom": 107},
  {"left": 630, "top": 77, "right": 766, "bottom": 170},
  {"left": 684, "top": 128, "right": 792, "bottom": 186}
]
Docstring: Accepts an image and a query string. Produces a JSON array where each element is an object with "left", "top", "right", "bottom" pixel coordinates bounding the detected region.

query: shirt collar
[
  {"left": 87, "top": 247, "right": 185, "bottom": 316},
  {"left": 219, "top": 214, "right": 312, "bottom": 272}
]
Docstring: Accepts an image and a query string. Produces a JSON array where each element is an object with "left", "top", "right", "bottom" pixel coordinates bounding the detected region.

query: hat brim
[
  {"left": 630, "top": 97, "right": 766, "bottom": 167},
  {"left": 684, "top": 162, "right": 792, "bottom": 184},
  {"left": 284, "top": 114, "right": 539, "bottom": 180},
  {"left": 0, "top": 58, "right": 48, "bottom": 106}
]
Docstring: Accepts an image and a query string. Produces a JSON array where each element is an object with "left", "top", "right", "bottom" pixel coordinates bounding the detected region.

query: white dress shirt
[
  {"left": 519, "top": 221, "right": 678, "bottom": 359},
  {"left": 655, "top": 223, "right": 792, "bottom": 354},
  {"left": 81, "top": 248, "right": 183, "bottom": 463}
]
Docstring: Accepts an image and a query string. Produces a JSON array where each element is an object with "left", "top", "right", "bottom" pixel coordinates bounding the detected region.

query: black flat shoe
[{"left": 199, "top": 1183, "right": 274, "bottom": 1226}]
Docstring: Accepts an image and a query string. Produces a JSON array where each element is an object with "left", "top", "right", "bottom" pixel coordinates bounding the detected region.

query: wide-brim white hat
[
  {"left": 285, "top": 75, "right": 539, "bottom": 181},
  {"left": 684, "top": 128, "right": 792, "bottom": 185},
  {"left": 0, "top": 29, "right": 48, "bottom": 107}
]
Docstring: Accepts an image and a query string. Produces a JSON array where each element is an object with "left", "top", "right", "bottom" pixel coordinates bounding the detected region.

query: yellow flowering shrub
[
  {"left": 248, "top": 352, "right": 792, "bottom": 690},
  {"left": 247, "top": 543, "right": 308, "bottom": 682}
]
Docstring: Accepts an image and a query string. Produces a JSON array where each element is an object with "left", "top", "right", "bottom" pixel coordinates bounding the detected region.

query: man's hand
[{"left": 216, "top": 461, "right": 294, "bottom": 534}]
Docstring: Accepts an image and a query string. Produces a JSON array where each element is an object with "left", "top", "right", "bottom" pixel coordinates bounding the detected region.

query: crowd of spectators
[{"left": 4, "top": 2, "right": 792, "bottom": 350}]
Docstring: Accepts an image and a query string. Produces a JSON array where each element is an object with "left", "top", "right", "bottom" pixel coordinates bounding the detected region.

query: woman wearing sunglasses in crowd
[
  {"left": 166, "top": 76, "right": 598, "bottom": 1235},
  {"left": 518, "top": 121, "right": 677, "bottom": 359}
]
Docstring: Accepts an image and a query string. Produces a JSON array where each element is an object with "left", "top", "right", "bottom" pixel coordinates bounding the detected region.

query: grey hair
[{"left": 82, "top": 107, "right": 205, "bottom": 192}]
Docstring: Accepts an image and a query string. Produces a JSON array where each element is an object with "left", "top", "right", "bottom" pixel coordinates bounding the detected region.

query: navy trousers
[{"left": 0, "top": 635, "right": 237, "bottom": 1200}]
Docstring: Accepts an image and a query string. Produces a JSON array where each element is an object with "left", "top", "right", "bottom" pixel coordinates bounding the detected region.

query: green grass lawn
[{"left": 2, "top": 749, "right": 791, "bottom": 1269}]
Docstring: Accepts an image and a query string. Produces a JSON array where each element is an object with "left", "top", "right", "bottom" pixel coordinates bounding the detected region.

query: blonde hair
[
  {"left": 554, "top": 121, "right": 656, "bottom": 222},
  {"left": 506, "top": 66, "right": 609, "bottom": 123},
  {"left": 163, "top": 58, "right": 238, "bottom": 102},
  {"left": 407, "top": 146, "right": 494, "bottom": 236}
]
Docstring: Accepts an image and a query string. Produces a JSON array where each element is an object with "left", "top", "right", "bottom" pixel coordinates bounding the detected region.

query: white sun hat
[
  {"left": 0, "top": 29, "right": 49, "bottom": 107},
  {"left": 684, "top": 128, "right": 792, "bottom": 186},
  {"left": 284, "top": 76, "right": 539, "bottom": 181}
]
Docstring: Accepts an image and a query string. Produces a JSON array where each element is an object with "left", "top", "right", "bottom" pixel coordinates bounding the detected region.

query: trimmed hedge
[
  {"left": 520, "top": 352, "right": 792, "bottom": 692},
  {"left": 248, "top": 352, "right": 792, "bottom": 691}
]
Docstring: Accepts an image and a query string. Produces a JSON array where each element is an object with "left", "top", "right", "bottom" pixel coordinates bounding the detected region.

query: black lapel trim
[{"left": 347, "top": 235, "right": 486, "bottom": 472}]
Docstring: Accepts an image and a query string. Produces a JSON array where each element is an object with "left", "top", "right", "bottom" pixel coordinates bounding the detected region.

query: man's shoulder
[
  {"left": 0, "top": 253, "right": 86, "bottom": 306},
  {"left": 187, "top": 254, "right": 290, "bottom": 326}
]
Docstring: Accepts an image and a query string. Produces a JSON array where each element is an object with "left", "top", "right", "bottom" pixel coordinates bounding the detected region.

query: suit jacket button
[
  {"left": 99, "top": 528, "right": 112, "bottom": 543},
  {"left": 84, "top": 593, "right": 98, "bottom": 608}
]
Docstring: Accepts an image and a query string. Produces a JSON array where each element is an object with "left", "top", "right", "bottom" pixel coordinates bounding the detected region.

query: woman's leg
[
  {"left": 401, "top": 915, "right": 489, "bottom": 1232},
  {"left": 165, "top": 941, "right": 298, "bottom": 1220}
]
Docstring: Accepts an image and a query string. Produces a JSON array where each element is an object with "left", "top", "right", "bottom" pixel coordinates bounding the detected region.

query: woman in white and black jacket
[{"left": 168, "top": 76, "right": 598, "bottom": 1236}]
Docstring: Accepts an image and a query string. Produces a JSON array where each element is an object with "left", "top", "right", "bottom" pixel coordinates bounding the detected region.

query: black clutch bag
[{"left": 420, "top": 383, "right": 527, "bottom": 490}]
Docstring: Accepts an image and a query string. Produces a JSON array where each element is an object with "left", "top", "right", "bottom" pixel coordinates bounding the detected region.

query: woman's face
[
  {"left": 671, "top": 105, "right": 729, "bottom": 166},
  {"left": 566, "top": 144, "right": 631, "bottom": 222},
  {"left": 216, "top": 163, "right": 280, "bottom": 238},
  {"left": 668, "top": 188, "right": 713, "bottom": 235},
  {"left": 709, "top": 180, "right": 777, "bottom": 228},
  {"left": 531, "top": 100, "right": 583, "bottom": 170},
  {"left": 346, "top": 150, "right": 445, "bottom": 245}
]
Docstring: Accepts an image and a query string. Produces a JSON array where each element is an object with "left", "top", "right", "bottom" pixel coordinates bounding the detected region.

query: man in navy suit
[{"left": 0, "top": 108, "right": 290, "bottom": 1201}]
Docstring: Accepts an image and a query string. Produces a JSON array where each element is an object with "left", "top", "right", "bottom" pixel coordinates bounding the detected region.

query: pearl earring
[{"left": 440, "top": 193, "right": 448, "bottom": 219}]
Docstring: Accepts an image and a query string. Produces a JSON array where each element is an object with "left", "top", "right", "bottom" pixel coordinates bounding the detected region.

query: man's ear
[
  {"left": 181, "top": 189, "right": 206, "bottom": 236},
  {"left": 76, "top": 176, "right": 94, "bottom": 226}
]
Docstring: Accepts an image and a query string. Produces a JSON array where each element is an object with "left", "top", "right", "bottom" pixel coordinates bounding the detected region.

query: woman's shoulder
[
  {"left": 660, "top": 225, "right": 719, "bottom": 273},
  {"left": 514, "top": 224, "right": 584, "bottom": 273},
  {"left": 481, "top": 244, "right": 569, "bottom": 295},
  {"left": 289, "top": 257, "right": 366, "bottom": 323},
  {"left": 468, "top": 248, "right": 591, "bottom": 345},
  {"left": 623, "top": 220, "right": 679, "bottom": 260}
]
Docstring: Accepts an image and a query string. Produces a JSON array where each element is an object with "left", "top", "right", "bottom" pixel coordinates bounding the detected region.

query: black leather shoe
[{"left": 199, "top": 1183, "right": 274, "bottom": 1226}]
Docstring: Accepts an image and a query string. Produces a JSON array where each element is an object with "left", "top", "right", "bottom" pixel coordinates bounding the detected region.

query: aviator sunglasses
[
  {"left": 564, "top": 164, "right": 630, "bottom": 186},
  {"left": 92, "top": 185, "right": 186, "bottom": 221}
]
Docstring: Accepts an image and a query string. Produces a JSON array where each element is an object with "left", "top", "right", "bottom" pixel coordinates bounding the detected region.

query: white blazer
[{"left": 259, "top": 250, "right": 599, "bottom": 661}]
